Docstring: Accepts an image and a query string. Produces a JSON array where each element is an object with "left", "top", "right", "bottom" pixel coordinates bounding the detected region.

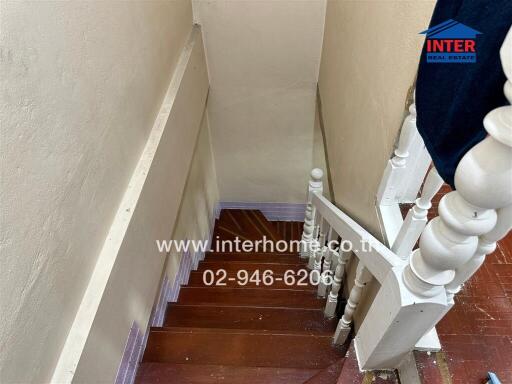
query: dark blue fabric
[{"left": 416, "top": 0, "right": 512, "bottom": 187}]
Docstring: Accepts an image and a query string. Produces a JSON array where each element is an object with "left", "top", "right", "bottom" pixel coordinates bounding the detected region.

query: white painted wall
[
  {"left": 193, "top": 0, "right": 327, "bottom": 203},
  {"left": 0, "top": 1, "right": 195, "bottom": 382}
]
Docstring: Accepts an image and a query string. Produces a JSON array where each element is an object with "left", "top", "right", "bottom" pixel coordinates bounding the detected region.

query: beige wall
[
  {"left": 194, "top": 0, "right": 328, "bottom": 203},
  {"left": 314, "top": 96, "right": 332, "bottom": 200},
  {"left": 166, "top": 112, "right": 219, "bottom": 279},
  {"left": 0, "top": 1, "right": 194, "bottom": 383},
  {"left": 318, "top": 0, "right": 435, "bottom": 236}
]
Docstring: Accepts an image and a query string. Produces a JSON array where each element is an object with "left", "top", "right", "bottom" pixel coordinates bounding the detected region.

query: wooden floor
[
  {"left": 136, "top": 210, "right": 348, "bottom": 384},
  {"left": 403, "top": 185, "right": 512, "bottom": 384}
]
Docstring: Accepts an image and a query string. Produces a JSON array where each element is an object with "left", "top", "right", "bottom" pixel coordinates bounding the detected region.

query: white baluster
[
  {"left": 301, "top": 169, "right": 323, "bottom": 258},
  {"left": 324, "top": 250, "right": 350, "bottom": 318},
  {"left": 317, "top": 225, "right": 333, "bottom": 298},
  {"left": 333, "top": 262, "right": 372, "bottom": 345},
  {"left": 446, "top": 205, "right": 512, "bottom": 300},
  {"left": 356, "top": 28, "right": 512, "bottom": 370},
  {"left": 308, "top": 207, "right": 322, "bottom": 269},
  {"left": 392, "top": 168, "right": 444, "bottom": 259},
  {"left": 404, "top": 75, "right": 512, "bottom": 297},
  {"left": 328, "top": 229, "right": 339, "bottom": 275},
  {"left": 312, "top": 219, "right": 326, "bottom": 284},
  {"left": 300, "top": 206, "right": 314, "bottom": 258},
  {"left": 377, "top": 98, "right": 417, "bottom": 206}
]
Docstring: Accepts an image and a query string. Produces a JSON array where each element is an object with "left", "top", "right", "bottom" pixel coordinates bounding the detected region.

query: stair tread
[
  {"left": 196, "top": 261, "right": 306, "bottom": 274},
  {"left": 142, "top": 328, "right": 345, "bottom": 368},
  {"left": 152, "top": 326, "right": 333, "bottom": 336},
  {"left": 218, "top": 209, "right": 283, "bottom": 242},
  {"left": 204, "top": 252, "right": 299, "bottom": 263},
  {"left": 177, "top": 287, "right": 325, "bottom": 309},
  {"left": 163, "top": 305, "right": 337, "bottom": 333},
  {"left": 135, "top": 362, "right": 318, "bottom": 384},
  {"left": 303, "top": 359, "right": 346, "bottom": 384},
  {"left": 187, "top": 271, "right": 316, "bottom": 289},
  {"left": 247, "top": 210, "right": 282, "bottom": 242},
  {"left": 139, "top": 210, "right": 343, "bottom": 381}
]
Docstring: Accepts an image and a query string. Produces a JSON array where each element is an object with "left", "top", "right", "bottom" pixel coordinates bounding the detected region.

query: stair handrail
[
  {"left": 301, "top": 26, "right": 512, "bottom": 372},
  {"left": 310, "top": 192, "right": 403, "bottom": 283}
]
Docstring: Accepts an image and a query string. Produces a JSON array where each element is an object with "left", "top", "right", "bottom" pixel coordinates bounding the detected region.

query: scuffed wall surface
[
  {"left": 0, "top": 1, "right": 193, "bottom": 382},
  {"left": 318, "top": 0, "right": 435, "bottom": 236},
  {"left": 194, "top": 0, "right": 327, "bottom": 203}
]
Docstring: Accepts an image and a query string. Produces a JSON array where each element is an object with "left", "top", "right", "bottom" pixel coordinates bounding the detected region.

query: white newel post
[
  {"left": 376, "top": 99, "right": 417, "bottom": 206},
  {"left": 301, "top": 169, "right": 323, "bottom": 258},
  {"left": 333, "top": 261, "right": 372, "bottom": 345},
  {"left": 355, "top": 30, "right": 512, "bottom": 370},
  {"left": 392, "top": 167, "right": 444, "bottom": 259}
]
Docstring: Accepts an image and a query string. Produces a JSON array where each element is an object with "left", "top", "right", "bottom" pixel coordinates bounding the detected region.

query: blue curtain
[{"left": 416, "top": 0, "right": 512, "bottom": 187}]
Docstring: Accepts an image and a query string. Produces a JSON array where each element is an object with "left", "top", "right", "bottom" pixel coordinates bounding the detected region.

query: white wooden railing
[{"left": 300, "top": 27, "right": 512, "bottom": 371}]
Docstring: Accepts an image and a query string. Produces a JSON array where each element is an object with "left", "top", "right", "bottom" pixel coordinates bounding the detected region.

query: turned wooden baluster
[
  {"left": 301, "top": 169, "right": 323, "bottom": 258},
  {"left": 308, "top": 208, "right": 321, "bottom": 270},
  {"left": 443, "top": 33, "right": 512, "bottom": 299},
  {"left": 377, "top": 97, "right": 417, "bottom": 205},
  {"left": 356, "top": 29, "right": 512, "bottom": 370},
  {"left": 446, "top": 205, "right": 512, "bottom": 300},
  {"left": 405, "top": 28, "right": 512, "bottom": 298},
  {"left": 392, "top": 167, "right": 444, "bottom": 259},
  {"left": 300, "top": 205, "right": 314, "bottom": 258},
  {"left": 317, "top": 226, "right": 334, "bottom": 297},
  {"left": 324, "top": 249, "right": 350, "bottom": 318},
  {"left": 333, "top": 261, "right": 372, "bottom": 345},
  {"left": 311, "top": 218, "right": 327, "bottom": 283}
]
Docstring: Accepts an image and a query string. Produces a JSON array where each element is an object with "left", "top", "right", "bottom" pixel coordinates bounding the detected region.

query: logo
[{"left": 420, "top": 19, "right": 482, "bottom": 63}]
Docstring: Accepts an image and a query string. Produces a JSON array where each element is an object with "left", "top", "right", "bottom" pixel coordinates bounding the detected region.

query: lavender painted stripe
[
  {"left": 219, "top": 202, "right": 306, "bottom": 222},
  {"left": 120, "top": 210, "right": 218, "bottom": 382},
  {"left": 214, "top": 202, "right": 221, "bottom": 220},
  {"left": 114, "top": 321, "right": 141, "bottom": 384},
  {"left": 151, "top": 276, "right": 168, "bottom": 327},
  {"left": 125, "top": 327, "right": 143, "bottom": 384}
]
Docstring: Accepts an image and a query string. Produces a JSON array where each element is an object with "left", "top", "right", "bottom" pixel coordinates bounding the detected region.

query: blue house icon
[{"left": 420, "top": 19, "right": 482, "bottom": 39}]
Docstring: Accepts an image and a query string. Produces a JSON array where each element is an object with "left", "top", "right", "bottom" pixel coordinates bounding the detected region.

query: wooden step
[
  {"left": 247, "top": 210, "right": 282, "bottom": 242},
  {"left": 135, "top": 362, "right": 318, "bottom": 384},
  {"left": 177, "top": 287, "right": 325, "bottom": 309},
  {"left": 163, "top": 304, "right": 336, "bottom": 333},
  {"left": 303, "top": 359, "right": 346, "bottom": 384},
  {"left": 218, "top": 209, "right": 283, "bottom": 242},
  {"left": 187, "top": 271, "right": 316, "bottom": 289},
  {"left": 222, "top": 210, "right": 264, "bottom": 240},
  {"left": 204, "top": 252, "right": 300, "bottom": 263},
  {"left": 213, "top": 225, "right": 251, "bottom": 242},
  {"left": 142, "top": 327, "right": 345, "bottom": 368},
  {"left": 273, "top": 221, "right": 303, "bottom": 242},
  {"left": 196, "top": 261, "right": 306, "bottom": 275}
]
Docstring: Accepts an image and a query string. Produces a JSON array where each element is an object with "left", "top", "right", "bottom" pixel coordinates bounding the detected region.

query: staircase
[{"left": 135, "top": 209, "right": 348, "bottom": 383}]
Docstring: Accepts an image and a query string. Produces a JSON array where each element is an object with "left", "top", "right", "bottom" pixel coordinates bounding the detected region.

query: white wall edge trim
[{"left": 51, "top": 26, "right": 203, "bottom": 383}]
